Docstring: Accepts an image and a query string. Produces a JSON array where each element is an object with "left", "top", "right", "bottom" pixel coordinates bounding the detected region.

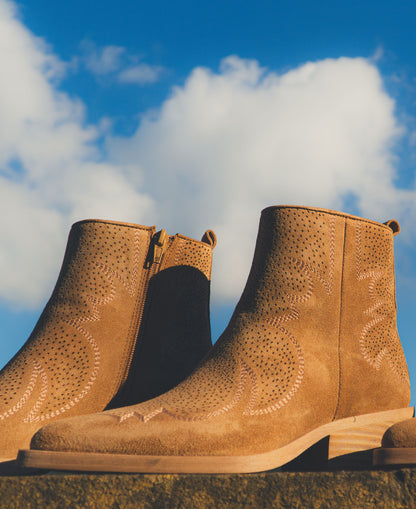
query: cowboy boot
[
  {"left": 0, "top": 219, "right": 216, "bottom": 461},
  {"left": 20, "top": 206, "right": 412, "bottom": 473},
  {"left": 373, "top": 417, "right": 416, "bottom": 466}
]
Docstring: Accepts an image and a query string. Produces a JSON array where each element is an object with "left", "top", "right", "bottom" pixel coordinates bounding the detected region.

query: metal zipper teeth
[{"left": 119, "top": 231, "right": 169, "bottom": 388}]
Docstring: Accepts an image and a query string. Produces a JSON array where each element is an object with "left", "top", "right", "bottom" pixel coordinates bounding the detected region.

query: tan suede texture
[
  {"left": 334, "top": 218, "right": 409, "bottom": 417},
  {"left": 160, "top": 234, "right": 214, "bottom": 281},
  {"left": 0, "top": 220, "right": 215, "bottom": 460},
  {"left": 381, "top": 418, "right": 416, "bottom": 448},
  {"left": 30, "top": 206, "right": 410, "bottom": 458}
]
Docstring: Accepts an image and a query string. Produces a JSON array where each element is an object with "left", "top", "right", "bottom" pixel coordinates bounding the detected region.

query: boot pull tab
[
  {"left": 384, "top": 219, "right": 401, "bottom": 236},
  {"left": 201, "top": 230, "right": 217, "bottom": 249}
]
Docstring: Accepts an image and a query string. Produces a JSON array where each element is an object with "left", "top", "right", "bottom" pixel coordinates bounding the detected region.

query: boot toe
[{"left": 30, "top": 413, "right": 122, "bottom": 454}]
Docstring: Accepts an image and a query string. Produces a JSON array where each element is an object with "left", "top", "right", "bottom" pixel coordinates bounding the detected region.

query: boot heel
[{"left": 328, "top": 407, "right": 414, "bottom": 459}]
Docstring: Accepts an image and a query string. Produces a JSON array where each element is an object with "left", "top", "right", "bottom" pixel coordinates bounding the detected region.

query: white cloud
[
  {"left": 81, "top": 41, "right": 125, "bottom": 75},
  {"left": 118, "top": 63, "right": 163, "bottom": 84},
  {"left": 108, "top": 55, "right": 416, "bottom": 301},
  {"left": 0, "top": 0, "right": 155, "bottom": 308},
  {"left": 0, "top": 0, "right": 415, "bottom": 310},
  {"left": 80, "top": 39, "right": 163, "bottom": 85}
]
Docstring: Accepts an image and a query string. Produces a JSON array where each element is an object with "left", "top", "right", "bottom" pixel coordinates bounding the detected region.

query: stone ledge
[{"left": 0, "top": 468, "right": 415, "bottom": 508}]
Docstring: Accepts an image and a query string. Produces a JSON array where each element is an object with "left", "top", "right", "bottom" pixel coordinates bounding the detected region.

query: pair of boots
[{"left": 1, "top": 206, "right": 413, "bottom": 472}]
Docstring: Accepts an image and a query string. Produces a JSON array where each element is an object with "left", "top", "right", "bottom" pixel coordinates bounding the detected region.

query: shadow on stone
[
  {"left": 0, "top": 459, "right": 42, "bottom": 477},
  {"left": 281, "top": 437, "right": 375, "bottom": 472}
]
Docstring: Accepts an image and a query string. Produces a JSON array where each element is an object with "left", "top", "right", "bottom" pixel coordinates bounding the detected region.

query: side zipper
[
  {"left": 144, "top": 229, "right": 169, "bottom": 268},
  {"left": 120, "top": 229, "right": 169, "bottom": 388}
]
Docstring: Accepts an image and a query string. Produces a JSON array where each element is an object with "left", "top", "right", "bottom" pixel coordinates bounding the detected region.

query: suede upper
[{"left": 0, "top": 220, "right": 215, "bottom": 460}]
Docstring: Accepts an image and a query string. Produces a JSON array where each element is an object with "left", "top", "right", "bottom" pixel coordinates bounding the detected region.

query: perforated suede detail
[
  {"left": 0, "top": 220, "right": 219, "bottom": 461},
  {"left": 0, "top": 221, "right": 152, "bottom": 423},
  {"left": 355, "top": 222, "right": 408, "bottom": 381},
  {"left": 238, "top": 208, "right": 335, "bottom": 317},
  {"left": 117, "top": 343, "right": 242, "bottom": 422},
  {"left": 114, "top": 208, "right": 336, "bottom": 423},
  {"left": 0, "top": 355, "right": 25, "bottom": 403},
  {"left": 162, "top": 237, "right": 213, "bottom": 281},
  {"left": 0, "top": 356, "right": 34, "bottom": 418},
  {"left": 28, "top": 207, "right": 411, "bottom": 460}
]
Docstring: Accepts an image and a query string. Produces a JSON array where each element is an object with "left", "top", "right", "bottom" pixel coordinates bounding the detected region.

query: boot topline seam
[{"left": 263, "top": 206, "right": 393, "bottom": 232}]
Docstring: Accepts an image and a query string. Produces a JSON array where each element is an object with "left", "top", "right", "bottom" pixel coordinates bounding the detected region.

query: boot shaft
[
  {"left": 2, "top": 219, "right": 155, "bottom": 424},
  {"left": 31, "top": 219, "right": 215, "bottom": 414},
  {"left": 233, "top": 206, "right": 409, "bottom": 417},
  {"left": 331, "top": 213, "right": 408, "bottom": 417}
]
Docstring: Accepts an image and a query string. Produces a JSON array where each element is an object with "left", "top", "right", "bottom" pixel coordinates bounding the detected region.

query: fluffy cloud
[
  {"left": 108, "top": 55, "right": 416, "bottom": 300},
  {"left": 0, "top": 0, "right": 155, "bottom": 308},
  {"left": 0, "top": 0, "right": 415, "bottom": 310}
]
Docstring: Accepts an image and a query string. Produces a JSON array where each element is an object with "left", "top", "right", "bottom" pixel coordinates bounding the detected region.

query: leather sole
[
  {"left": 18, "top": 407, "right": 414, "bottom": 473},
  {"left": 373, "top": 446, "right": 416, "bottom": 466}
]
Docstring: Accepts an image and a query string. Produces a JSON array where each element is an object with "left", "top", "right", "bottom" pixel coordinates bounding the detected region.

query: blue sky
[
  {"left": 1, "top": 0, "right": 416, "bottom": 403},
  {"left": 20, "top": 2, "right": 416, "bottom": 126}
]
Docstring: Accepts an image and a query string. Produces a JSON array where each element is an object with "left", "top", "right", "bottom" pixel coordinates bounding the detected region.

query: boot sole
[
  {"left": 18, "top": 407, "right": 413, "bottom": 473},
  {"left": 373, "top": 447, "right": 416, "bottom": 466}
]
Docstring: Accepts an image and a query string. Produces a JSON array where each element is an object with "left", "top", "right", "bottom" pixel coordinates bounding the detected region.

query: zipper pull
[
  {"left": 145, "top": 229, "right": 168, "bottom": 268},
  {"left": 153, "top": 229, "right": 168, "bottom": 264}
]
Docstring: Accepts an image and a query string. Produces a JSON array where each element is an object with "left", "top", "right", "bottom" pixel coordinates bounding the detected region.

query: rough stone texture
[{"left": 0, "top": 468, "right": 416, "bottom": 508}]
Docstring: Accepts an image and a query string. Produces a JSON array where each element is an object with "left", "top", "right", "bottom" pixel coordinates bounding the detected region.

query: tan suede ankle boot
[
  {"left": 20, "top": 206, "right": 412, "bottom": 473},
  {"left": 373, "top": 418, "right": 416, "bottom": 466},
  {"left": 0, "top": 219, "right": 216, "bottom": 461}
]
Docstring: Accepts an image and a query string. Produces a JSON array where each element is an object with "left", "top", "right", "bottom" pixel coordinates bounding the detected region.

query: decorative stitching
[
  {"left": 130, "top": 229, "right": 141, "bottom": 293},
  {"left": 24, "top": 360, "right": 48, "bottom": 423},
  {"left": 238, "top": 216, "right": 334, "bottom": 415},
  {"left": 0, "top": 361, "right": 40, "bottom": 421},
  {"left": 116, "top": 360, "right": 250, "bottom": 423},
  {"left": 307, "top": 217, "right": 335, "bottom": 295},
  {"left": 244, "top": 326, "right": 304, "bottom": 416},
  {"left": 356, "top": 223, "right": 386, "bottom": 368},
  {"left": 33, "top": 256, "right": 139, "bottom": 422},
  {"left": 24, "top": 236, "right": 142, "bottom": 422},
  {"left": 355, "top": 223, "right": 407, "bottom": 381},
  {"left": 114, "top": 213, "right": 335, "bottom": 424},
  {"left": 267, "top": 259, "right": 314, "bottom": 327}
]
